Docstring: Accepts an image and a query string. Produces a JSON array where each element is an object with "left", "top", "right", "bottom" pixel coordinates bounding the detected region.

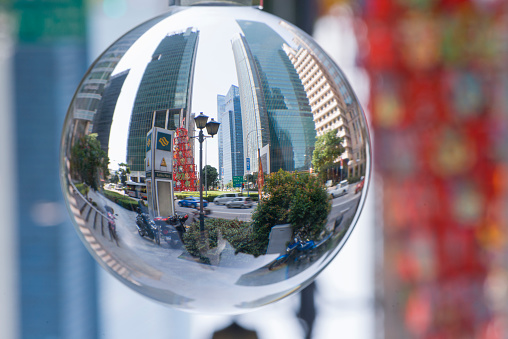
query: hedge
[{"left": 103, "top": 190, "right": 138, "bottom": 211}]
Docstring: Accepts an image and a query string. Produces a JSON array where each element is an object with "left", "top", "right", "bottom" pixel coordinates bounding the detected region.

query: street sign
[
  {"left": 146, "top": 127, "right": 174, "bottom": 218},
  {"left": 246, "top": 157, "right": 250, "bottom": 172},
  {"left": 232, "top": 176, "right": 243, "bottom": 188}
]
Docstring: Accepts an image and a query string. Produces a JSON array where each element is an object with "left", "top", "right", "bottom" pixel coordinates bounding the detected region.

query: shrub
[
  {"left": 251, "top": 170, "right": 331, "bottom": 254},
  {"left": 183, "top": 218, "right": 261, "bottom": 262}
]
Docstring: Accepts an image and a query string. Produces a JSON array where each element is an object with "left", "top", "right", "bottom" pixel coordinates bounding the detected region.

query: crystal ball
[{"left": 60, "top": 4, "right": 371, "bottom": 313}]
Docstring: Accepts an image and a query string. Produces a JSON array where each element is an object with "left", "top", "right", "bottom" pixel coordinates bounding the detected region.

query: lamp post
[{"left": 194, "top": 112, "right": 220, "bottom": 237}]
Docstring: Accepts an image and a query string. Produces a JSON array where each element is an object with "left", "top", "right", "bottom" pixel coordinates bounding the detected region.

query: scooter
[
  {"left": 104, "top": 205, "right": 119, "bottom": 245},
  {"left": 268, "top": 237, "right": 316, "bottom": 271},
  {"left": 135, "top": 207, "right": 161, "bottom": 245},
  {"left": 154, "top": 214, "right": 189, "bottom": 248}
]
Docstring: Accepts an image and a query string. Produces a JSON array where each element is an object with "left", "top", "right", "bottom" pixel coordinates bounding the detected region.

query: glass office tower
[
  {"left": 232, "top": 20, "right": 316, "bottom": 173},
  {"left": 12, "top": 1, "right": 99, "bottom": 338},
  {"left": 217, "top": 94, "right": 226, "bottom": 183},
  {"left": 92, "top": 70, "right": 129, "bottom": 154},
  {"left": 126, "top": 28, "right": 199, "bottom": 175},
  {"left": 218, "top": 85, "right": 244, "bottom": 184}
]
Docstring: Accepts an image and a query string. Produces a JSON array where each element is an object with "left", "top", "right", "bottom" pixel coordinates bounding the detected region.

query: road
[
  {"left": 175, "top": 199, "right": 258, "bottom": 222},
  {"left": 174, "top": 187, "right": 362, "bottom": 227}
]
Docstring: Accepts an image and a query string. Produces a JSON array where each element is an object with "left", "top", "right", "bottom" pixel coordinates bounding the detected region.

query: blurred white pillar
[{"left": 0, "top": 11, "right": 19, "bottom": 339}]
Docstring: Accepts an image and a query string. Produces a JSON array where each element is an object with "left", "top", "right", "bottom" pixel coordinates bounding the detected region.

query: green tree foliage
[
  {"left": 111, "top": 174, "right": 119, "bottom": 184},
  {"left": 117, "top": 162, "right": 130, "bottom": 185},
  {"left": 201, "top": 165, "right": 219, "bottom": 190},
  {"left": 244, "top": 172, "right": 258, "bottom": 185},
  {"left": 70, "top": 133, "right": 109, "bottom": 191},
  {"left": 311, "top": 130, "right": 345, "bottom": 180},
  {"left": 250, "top": 170, "right": 331, "bottom": 255}
]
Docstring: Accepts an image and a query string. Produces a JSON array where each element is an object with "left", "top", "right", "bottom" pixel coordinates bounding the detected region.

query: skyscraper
[
  {"left": 218, "top": 85, "right": 244, "bottom": 185},
  {"left": 70, "top": 17, "right": 164, "bottom": 147},
  {"left": 280, "top": 20, "right": 366, "bottom": 178},
  {"left": 92, "top": 70, "right": 129, "bottom": 154},
  {"left": 232, "top": 20, "right": 316, "bottom": 173},
  {"left": 126, "top": 28, "right": 199, "bottom": 178},
  {"left": 217, "top": 94, "right": 226, "bottom": 183},
  {"left": 12, "top": 1, "right": 99, "bottom": 338}
]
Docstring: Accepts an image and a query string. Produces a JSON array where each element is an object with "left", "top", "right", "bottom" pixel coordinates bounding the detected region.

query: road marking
[{"left": 212, "top": 210, "right": 252, "bottom": 215}]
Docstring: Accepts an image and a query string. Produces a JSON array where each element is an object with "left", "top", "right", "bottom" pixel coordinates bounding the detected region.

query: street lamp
[{"left": 194, "top": 112, "right": 220, "bottom": 237}]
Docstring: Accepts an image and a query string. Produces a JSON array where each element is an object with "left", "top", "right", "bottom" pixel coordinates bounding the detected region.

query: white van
[{"left": 213, "top": 193, "right": 241, "bottom": 205}]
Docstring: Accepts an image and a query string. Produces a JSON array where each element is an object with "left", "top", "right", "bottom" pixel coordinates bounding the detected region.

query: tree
[
  {"left": 110, "top": 173, "right": 119, "bottom": 184},
  {"left": 201, "top": 165, "right": 219, "bottom": 190},
  {"left": 311, "top": 130, "right": 345, "bottom": 181},
  {"left": 117, "top": 162, "right": 130, "bottom": 185},
  {"left": 250, "top": 170, "right": 331, "bottom": 255},
  {"left": 71, "top": 133, "right": 109, "bottom": 191},
  {"left": 244, "top": 172, "right": 258, "bottom": 187}
]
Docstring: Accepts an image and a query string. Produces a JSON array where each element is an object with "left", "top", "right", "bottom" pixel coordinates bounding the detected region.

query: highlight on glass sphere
[{"left": 60, "top": 3, "right": 370, "bottom": 314}]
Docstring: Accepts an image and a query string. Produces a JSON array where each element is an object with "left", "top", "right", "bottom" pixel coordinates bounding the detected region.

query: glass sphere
[{"left": 60, "top": 3, "right": 371, "bottom": 314}]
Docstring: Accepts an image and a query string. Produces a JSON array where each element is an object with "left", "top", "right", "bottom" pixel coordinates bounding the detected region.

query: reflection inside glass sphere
[{"left": 60, "top": 5, "right": 370, "bottom": 313}]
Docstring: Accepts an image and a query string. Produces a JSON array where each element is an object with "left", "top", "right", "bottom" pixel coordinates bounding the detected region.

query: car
[
  {"left": 226, "top": 197, "right": 254, "bottom": 209},
  {"left": 213, "top": 193, "right": 241, "bottom": 205},
  {"left": 178, "top": 196, "right": 208, "bottom": 208},
  {"left": 355, "top": 178, "right": 365, "bottom": 194},
  {"left": 330, "top": 180, "right": 349, "bottom": 198}
]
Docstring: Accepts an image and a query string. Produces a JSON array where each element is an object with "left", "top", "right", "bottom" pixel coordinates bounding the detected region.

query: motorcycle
[
  {"left": 104, "top": 205, "right": 119, "bottom": 245},
  {"left": 268, "top": 236, "right": 316, "bottom": 271},
  {"left": 154, "top": 213, "right": 189, "bottom": 248},
  {"left": 135, "top": 207, "right": 161, "bottom": 245}
]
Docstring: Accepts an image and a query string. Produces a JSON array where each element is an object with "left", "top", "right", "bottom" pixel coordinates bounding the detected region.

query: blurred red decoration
[
  {"left": 354, "top": 0, "right": 508, "bottom": 337},
  {"left": 173, "top": 128, "right": 197, "bottom": 191}
]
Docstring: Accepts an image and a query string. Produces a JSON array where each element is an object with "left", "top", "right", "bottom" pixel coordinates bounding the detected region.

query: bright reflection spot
[{"left": 31, "top": 201, "right": 67, "bottom": 227}]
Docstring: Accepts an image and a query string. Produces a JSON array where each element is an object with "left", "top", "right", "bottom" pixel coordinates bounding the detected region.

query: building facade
[
  {"left": 280, "top": 21, "right": 367, "bottom": 178},
  {"left": 232, "top": 20, "right": 316, "bottom": 174},
  {"left": 70, "top": 17, "right": 163, "bottom": 148},
  {"left": 218, "top": 85, "right": 244, "bottom": 185},
  {"left": 126, "top": 28, "right": 199, "bottom": 179},
  {"left": 92, "top": 70, "right": 129, "bottom": 154},
  {"left": 217, "top": 94, "right": 226, "bottom": 183}
]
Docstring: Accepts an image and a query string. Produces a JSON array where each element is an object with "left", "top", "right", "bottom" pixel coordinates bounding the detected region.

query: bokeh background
[{"left": 1, "top": 0, "right": 507, "bottom": 338}]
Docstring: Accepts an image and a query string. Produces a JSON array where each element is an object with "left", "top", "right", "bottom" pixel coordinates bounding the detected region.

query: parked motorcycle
[
  {"left": 154, "top": 213, "right": 189, "bottom": 248},
  {"left": 135, "top": 206, "right": 161, "bottom": 245},
  {"left": 268, "top": 236, "right": 316, "bottom": 271},
  {"left": 104, "top": 205, "right": 119, "bottom": 245}
]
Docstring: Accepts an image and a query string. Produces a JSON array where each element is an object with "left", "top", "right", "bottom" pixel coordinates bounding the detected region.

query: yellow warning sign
[{"left": 161, "top": 158, "right": 167, "bottom": 167}]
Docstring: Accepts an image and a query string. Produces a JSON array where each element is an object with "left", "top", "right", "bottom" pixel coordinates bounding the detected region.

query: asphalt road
[{"left": 175, "top": 199, "right": 257, "bottom": 222}]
